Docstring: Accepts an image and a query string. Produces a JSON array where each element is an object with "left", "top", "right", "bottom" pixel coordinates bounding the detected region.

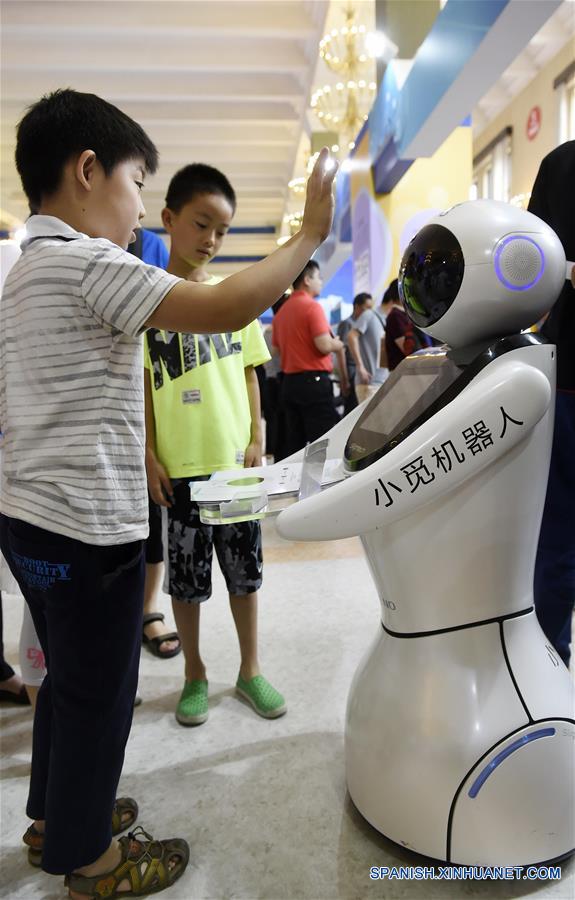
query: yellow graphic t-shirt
[{"left": 143, "top": 276, "right": 270, "bottom": 478}]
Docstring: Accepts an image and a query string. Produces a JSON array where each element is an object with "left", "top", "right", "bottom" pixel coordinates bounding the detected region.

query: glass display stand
[{"left": 192, "top": 439, "right": 346, "bottom": 525}]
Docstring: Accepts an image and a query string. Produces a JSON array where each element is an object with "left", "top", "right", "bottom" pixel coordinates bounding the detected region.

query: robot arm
[{"left": 277, "top": 359, "right": 551, "bottom": 541}]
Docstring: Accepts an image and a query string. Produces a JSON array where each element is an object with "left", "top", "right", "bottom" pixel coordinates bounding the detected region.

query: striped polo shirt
[{"left": 0, "top": 216, "right": 181, "bottom": 545}]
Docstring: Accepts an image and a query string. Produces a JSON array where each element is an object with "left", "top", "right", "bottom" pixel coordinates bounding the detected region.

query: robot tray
[{"left": 191, "top": 440, "right": 346, "bottom": 525}]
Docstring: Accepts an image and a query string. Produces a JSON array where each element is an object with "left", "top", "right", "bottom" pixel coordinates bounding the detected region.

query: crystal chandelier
[
  {"left": 311, "top": 2, "right": 397, "bottom": 151},
  {"left": 311, "top": 80, "right": 377, "bottom": 150}
]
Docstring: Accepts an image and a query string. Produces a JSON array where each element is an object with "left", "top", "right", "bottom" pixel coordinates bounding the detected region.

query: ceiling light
[
  {"left": 365, "top": 30, "right": 398, "bottom": 62},
  {"left": 312, "top": 3, "right": 396, "bottom": 150}
]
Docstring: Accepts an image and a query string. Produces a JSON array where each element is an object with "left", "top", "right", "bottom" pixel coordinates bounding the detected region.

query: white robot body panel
[
  {"left": 346, "top": 612, "right": 575, "bottom": 863},
  {"left": 502, "top": 613, "right": 575, "bottom": 720},
  {"left": 443, "top": 259, "right": 552, "bottom": 347},
  {"left": 273, "top": 338, "right": 574, "bottom": 864},
  {"left": 450, "top": 720, "right": 575, "bottom": 865},
  {"left": 361, "top": 442, "right": 544, "bottom": 632},
  {"left": 360, "top": 348, "right": 554, "bottom": 632},
  {"left": 345, "top": 622, "right": 530, "bottom": 860}
]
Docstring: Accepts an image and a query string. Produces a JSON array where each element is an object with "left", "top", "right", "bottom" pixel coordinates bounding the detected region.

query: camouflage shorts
[{"left": 166, "top": 477, "right": 263, "bottom": 604}]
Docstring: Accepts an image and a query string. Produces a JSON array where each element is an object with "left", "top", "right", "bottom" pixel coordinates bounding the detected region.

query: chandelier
[
  {"left": 311, "top": 3, "right": 397, "bottom": 150},
  {"left": 311, "top": 80, "right": 377, "bottom": 150},
  {"left": 276, "top": 209, "right": 304, "bottom": 246}
]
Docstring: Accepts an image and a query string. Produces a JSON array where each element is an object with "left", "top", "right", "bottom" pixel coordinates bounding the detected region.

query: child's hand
[
  {"left": 244, "top": 440, "right": 262, "bottom": 468},
  {"left": 358, "top": 366, "right": 372, "bottom": 385},
  {"left": 340, "top": 373, "right": 351, "bottom": 397},
  {"left": 300, "top": 148, "right": 338, "bottom": 244},
  {"left": 145, "top": 450, "right": 174, "bottom": 507}
]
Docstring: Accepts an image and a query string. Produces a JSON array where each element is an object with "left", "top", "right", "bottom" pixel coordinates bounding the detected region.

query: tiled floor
[{"left": 1, "top": 520, "right": 573, "bottom": 899}]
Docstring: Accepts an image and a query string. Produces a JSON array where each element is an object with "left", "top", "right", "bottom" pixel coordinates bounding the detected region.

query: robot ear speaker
[{"left": 494, "top": 236, "right": 544, "bottom": 290}]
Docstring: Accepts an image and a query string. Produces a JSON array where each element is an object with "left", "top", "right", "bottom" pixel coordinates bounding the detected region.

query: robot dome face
[
  {"left": 398, "top": 200, "right": 566, "bottom": 348},
  {"left": 398, "top": 224, "right": 465, "bottom": 329}
]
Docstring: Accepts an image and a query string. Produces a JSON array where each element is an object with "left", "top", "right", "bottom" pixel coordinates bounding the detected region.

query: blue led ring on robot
[{"left": 191, "top": 199, "right": 574, "bottom": 868}]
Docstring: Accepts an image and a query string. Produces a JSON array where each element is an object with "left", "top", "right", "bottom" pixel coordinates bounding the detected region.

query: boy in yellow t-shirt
[{"left": 144, "top": 164, "right": 286, "bottom": 725}]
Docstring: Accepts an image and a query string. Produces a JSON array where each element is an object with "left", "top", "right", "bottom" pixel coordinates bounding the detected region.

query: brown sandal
[
  {"left": 142, "top": 613, "right": 181, "bottom": 660},
  {"left": 23, "top": 797, "right": 138, "bottom": 867},
  {"left": 64, "top": 827, "right": 189, "bottom": 898}
]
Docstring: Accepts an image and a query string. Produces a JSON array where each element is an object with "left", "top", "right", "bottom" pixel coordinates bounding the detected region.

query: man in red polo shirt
[{"left": 272, "top": 260, "right": 345, "bottom": 459}]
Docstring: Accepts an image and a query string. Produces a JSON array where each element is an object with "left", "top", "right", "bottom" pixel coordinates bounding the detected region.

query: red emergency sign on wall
[{"left": 526, "top": 106, "right": 541, "bottom": 141}]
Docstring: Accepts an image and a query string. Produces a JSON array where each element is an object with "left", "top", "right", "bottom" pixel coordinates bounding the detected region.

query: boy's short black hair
[
  {"left": 293, "top": 259, "right": 320, "bottom": 290},
  {"left": 353, "top": 292, "right": 372, "bottom": 307},
  {"left": 165, "top": 164, "right": 236, "bottom": 214},
  {"left": 382, "top": 278, "right": 400, "bottom": 304},
  {"left": 16, "top": 88, "right": 159, "bottom": 212}
]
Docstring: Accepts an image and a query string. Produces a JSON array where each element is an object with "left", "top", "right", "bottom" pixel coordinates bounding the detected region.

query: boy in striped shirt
[{"left": 0, "top": 88, "right": 335, "bottom": 899}]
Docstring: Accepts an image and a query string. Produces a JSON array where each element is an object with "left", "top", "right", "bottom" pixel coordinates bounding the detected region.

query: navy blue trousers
[
  {"left": 534, "top": 391, "right": 575, "bottom": 667},
  {"left": 0, "top": 515, "right": 144, "bottom": 874}
]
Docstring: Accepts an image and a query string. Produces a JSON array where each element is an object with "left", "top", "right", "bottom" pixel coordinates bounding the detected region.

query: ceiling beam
[{"left": 1, "top": 1, "right": 319, "bottom": 34}]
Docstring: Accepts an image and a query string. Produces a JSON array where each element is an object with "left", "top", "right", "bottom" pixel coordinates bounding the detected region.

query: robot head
[{"left": 398, "top": 200, "right": 566, "bottom": 349}]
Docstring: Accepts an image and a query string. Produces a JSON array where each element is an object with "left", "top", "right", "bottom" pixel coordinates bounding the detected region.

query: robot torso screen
[
  {"left": 344, "top": 333, "right": 547, "bottom": 472},
  {"left": 345, "top": 350, "right": 463, "bottom": 471}
]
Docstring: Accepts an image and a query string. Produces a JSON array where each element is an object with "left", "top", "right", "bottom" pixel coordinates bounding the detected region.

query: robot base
[
  {"left": 345, "top": 612, "right": 575, "bottom": 866},
  {"left": 347, "top": 799, "right": 574, "bottom": 871}
]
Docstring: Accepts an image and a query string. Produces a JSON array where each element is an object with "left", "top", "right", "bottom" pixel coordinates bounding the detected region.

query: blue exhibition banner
[{"left": 369, "top": 0, "right": 509, "bottom": 193}]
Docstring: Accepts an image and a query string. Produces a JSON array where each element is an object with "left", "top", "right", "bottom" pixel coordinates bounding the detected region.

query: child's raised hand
[{"left": 300, "top": 148, "right": 338, "bottom": 244}]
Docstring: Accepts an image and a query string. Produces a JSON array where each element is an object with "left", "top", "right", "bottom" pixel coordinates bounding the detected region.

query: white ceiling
[
  {"left": 1, "top": 0, "right": 573, "bottom": 272},
  {"left": 0, "top": 0, "right": 330, "bottom": 267},
  {"left": 473, "top": 0, "right": 575, "bottom": 136}
]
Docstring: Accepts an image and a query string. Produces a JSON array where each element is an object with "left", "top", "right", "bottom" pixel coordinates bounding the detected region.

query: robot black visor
[{"left": 399, "top": 224, "right": 465, "bottom": 328}]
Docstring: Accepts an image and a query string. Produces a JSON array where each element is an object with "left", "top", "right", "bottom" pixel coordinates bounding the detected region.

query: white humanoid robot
[{"left": 193, "top": 200, "right": 574, "bottom": 866}]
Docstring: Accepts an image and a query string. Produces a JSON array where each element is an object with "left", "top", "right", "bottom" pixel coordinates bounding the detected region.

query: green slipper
[
  {"left": 176, "top": 679, "right": 208, "bottom": 726},
  {"left": 236, "top": 674, "right": 287, "bottom": 719}
]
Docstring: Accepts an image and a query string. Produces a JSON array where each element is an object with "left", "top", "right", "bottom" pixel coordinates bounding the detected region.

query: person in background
[
  {"left": 0, "top": 592, "right": 30, "bottom": 704},
  {"left": 144, "top": 163, "right": 286, "bottom": 725},
  {"left": 529, "top": 140, "right": 575, "bottom": 668},
  {"left": 336, "top": 302, "right": 358, "bottom": 415},
  {"left": 272, "top": 260, "right": 347, "bottom": 459},
  {"left": 261, "top": 294, "right": 288, "bottom": 459},
  {"left": 346, "top": 292, "right": 387, "bottom": 404},
  {"left": 128, "top": 226, "right": 168, "bottom": 268},
  {"left": 383, "top": 278, "right": 412, "bottom": 371},
  {"left": 383, "top": 277, "right": 436, "bottom": 360},
  {"left": 379, "top": 278, "right": 400, "bottom": 324},
  {"left": 18, "top": 601, "right": 45, "bottom": 709},
  {"left": 129, "top": 228, "right": 181, "bottom": 661}
]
